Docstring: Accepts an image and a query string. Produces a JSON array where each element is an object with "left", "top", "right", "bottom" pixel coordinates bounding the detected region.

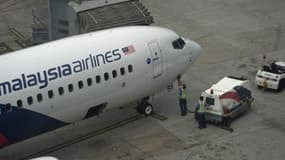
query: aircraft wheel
[
  {"left": 137, "top": 101, "right": 153, "bottom": 116},
  {"left": 143, "top": 103, "right": 153, "bottom": 116}
]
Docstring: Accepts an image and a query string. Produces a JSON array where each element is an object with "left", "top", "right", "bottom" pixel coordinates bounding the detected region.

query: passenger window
[
  {"left": 37, "top": 93, "right": 43, "bottom": 102},
  {"left": 120, "top": 67, "right": 125, "bottom": 75},
  {"left": 17, "top": 100, "right": 23, "bottom": 108},
  {"left": 96, "top": 75, "right": 101, "bottom": 83},
  {"left": 87, "top": 78, "right": 92, "bottom": 86},
  {"left": 27, "top": 96, "right": 33, "bottom": 105},
  {"left": 112, "top": 70, "right": 117, "bottom": 78},
  {"left": 78, "top": 81, "right": 84, "bottom": 89},
  {"left": 58, "top": 87, "right": 64, "bottom": 95},
  {"left": 48, "top": 90, "right": 54, "bottom": 99},
  {"left": 6, "top": 103, "right": 12, "bottom": 112},
  {"left": 104, "top": 72, "right": 109, "bottom": 81},
  {"left": 128, "top": 65, "right": 133, "bottom": 73},
  {"left": 68, "top": 84, "right": 74, "bottom": 92}
]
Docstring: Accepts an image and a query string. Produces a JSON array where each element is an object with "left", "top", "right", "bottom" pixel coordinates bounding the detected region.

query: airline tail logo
[{"left": 122, "top": 45, "right": 136, "bottom": 55}]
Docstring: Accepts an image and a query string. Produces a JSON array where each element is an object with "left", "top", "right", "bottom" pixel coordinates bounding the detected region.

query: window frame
[
  {"left": 68, "top": 83, "right": 74, "bottom": 92},
  {"left": 96, "top": 75, "right": 101, "bottom": 84},
  {"left": 48, "top": 90, "right": 54, "bottom": 99},
  {"left": 27, "top": 96, "right": 34, "bottom": 105},
  {"left": 128, "top": 65, "right": 133, "bottom": 73},
  {"left": 104, "top": 72, "right": 109, "bottom": 81},
  {"left": 87, "top": 78, "right": 93, "bottom": 86},
  {"left": 17, "top": 99, "right": 23, "bottom": 108},
  {"left": 205, "top": 97, "right": 215, "bottom": 106},
  {"left": 58, "top": 87, "right": 64, "bottom": 95},
  {"left": 120, "top": 67, "right": 125, "bottom": 76},
  {"left": 112, "top": 70, "right": 118, "bottom": 78},
  {"left": 172, "top": 38, "right": 186, "bottom": 50},
  {"left": 37, "top": 93, "right": 43, "bottom": 102},
  {"left": 78, "top": 81, "right": 84, "bottom": 89}
]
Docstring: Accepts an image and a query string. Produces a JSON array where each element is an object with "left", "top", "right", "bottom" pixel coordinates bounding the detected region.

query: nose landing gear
[{"left": 136, "top": 97, "right": 153, "bottom": 116}]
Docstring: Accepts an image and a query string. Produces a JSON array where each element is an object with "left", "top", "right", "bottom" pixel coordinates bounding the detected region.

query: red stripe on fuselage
[{"left": 0, "top": 133, "right": 9, "bottom": 148}]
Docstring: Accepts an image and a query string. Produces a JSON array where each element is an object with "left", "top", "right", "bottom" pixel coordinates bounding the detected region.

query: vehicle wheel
[
  {"left": 257, "top": 85, "right": 262, "bottom": 89},
  {"left": 278, "top": 80, "right": 285, "bottom": 92},
  {"left": 277, "top": 84, "right": 282, "bottom": 92}
]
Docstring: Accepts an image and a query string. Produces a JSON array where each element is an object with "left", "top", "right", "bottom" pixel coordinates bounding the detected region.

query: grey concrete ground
[{"left": 1, "top": 0, "right": 285, "bottom": 160}]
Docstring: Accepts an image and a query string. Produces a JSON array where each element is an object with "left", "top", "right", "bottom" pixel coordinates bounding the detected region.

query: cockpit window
[{"left": 172, "top": 38, "right": 186, "bottom": 49}]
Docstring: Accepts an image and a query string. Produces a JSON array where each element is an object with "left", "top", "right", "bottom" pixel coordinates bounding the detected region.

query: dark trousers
[
  {"left": 198, "top": 113, "right": 207, "bottom": 128},
  {"left": 222, "top": 116, "right": 231, "bottom": 127},
  {"left": 179, "top": 98, "right": 187, "bottom": 115}
]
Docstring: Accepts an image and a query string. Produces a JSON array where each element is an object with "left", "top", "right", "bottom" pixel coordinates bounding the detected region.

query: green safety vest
[
  {"left": 197, "top": 101, "right": 205, "bottom": 113},
  {"left": 180, "top": 87, "right": 187, "bottom": 99}
]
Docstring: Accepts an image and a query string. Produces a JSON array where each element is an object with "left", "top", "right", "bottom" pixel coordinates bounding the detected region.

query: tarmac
[{"left": 1, "top": 0, "right": 285, "bottom": 160}]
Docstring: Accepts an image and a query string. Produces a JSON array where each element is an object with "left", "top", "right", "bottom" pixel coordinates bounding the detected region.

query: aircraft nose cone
[{"left": 190, "top": 40, "right": 202, "bottom": 60}]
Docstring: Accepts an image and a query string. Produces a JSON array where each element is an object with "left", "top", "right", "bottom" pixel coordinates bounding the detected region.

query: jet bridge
[
  {"left": 76, "top": 0, "right": 153, "bottom": 33},
  {"left": 47, "top": 0, "right": 153, "bottom": 42}
]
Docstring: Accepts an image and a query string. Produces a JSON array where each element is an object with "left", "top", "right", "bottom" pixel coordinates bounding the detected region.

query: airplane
[
  {"left": 29, "top": 157, "right": 59, "bottom": 160},
  {"left": 0, "top": 26, "right": 201, "bottom": 149}
]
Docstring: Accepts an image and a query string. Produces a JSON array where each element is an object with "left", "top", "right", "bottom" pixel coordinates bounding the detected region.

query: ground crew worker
[
  {"left": 179, "top": 83, "right": 187, "bottom": 116},
  {"left": 261, "top": 55, "right": 266, "bottom": 70},
  {"left": 195, "top": 96, "right": 207, "bottom": 129},
  {"left": 263, "top": 78, "right": 268, "bottom": 90}
]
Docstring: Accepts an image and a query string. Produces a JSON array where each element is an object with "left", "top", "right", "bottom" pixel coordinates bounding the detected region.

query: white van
[
  {"left": 200, "top": 76, "right": 254, "bottom": 123},
  {"left": 255, "top": 61, "right": 285, "bottom": 91}
]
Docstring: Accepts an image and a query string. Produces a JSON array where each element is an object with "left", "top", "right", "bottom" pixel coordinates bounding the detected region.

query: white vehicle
[
  {"left": 200, "top": 76, "right": 253, "bottom": 123},
  {"left": 0, "top": 26, "right": 201, "bottom": 148},
  {"left": 255, "top": 61, "right": 285, "bottom": 91}
]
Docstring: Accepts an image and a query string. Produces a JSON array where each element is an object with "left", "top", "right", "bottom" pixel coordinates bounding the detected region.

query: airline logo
[{"left": 0, "top": 45, "right": 135, "bottom": 96}]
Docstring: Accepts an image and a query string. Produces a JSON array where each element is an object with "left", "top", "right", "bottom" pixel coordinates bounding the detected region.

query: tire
[
  {"left": 277, "top": 79, "right": 285, "bottom": 92},
  {"left": 277, "top": 85, "right": 281, "bottom": 92},
  {"left": 137, "top": 102, "right": 153, "bottom": 116},
  {"left": 277, "top": 83, "right": 283, "bottom": 92},
  {"left": 143, "top": 103, "right": 153, "bottom": 116}
]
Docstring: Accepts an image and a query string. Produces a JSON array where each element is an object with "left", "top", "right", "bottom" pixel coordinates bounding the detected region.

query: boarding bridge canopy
[{"left": 76, "top": 0, "right": 153, "bottom": 33}]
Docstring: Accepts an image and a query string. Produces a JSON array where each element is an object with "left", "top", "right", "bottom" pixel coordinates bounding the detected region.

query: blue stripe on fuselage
[{"left": 0, "top": 104, "right": 69, "bottom": 147}]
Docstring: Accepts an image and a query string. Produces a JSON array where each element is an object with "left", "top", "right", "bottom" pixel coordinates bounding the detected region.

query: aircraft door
[{"left": 148, "top": 41, "right": 163, "bottom": 78}]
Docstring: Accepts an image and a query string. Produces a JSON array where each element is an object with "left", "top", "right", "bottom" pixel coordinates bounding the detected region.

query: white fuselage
[{"left": 0, "top": 26, "right": 201, "bottom": 148}]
